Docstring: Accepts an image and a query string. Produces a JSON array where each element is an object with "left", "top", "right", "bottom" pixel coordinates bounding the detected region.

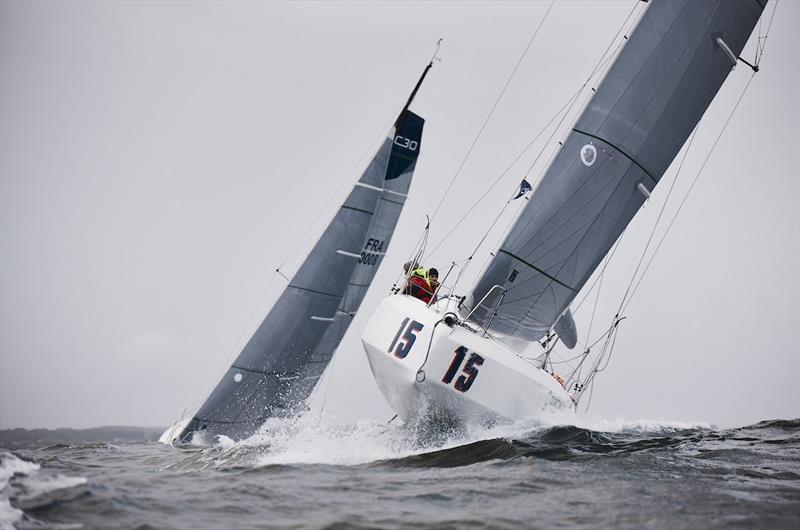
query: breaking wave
[
  {"left": 160, "top": 411, "right": 791, "bottom": 473},
  {"left": 0, "top": 451, "right": 87, "bottom": 529},
  {"left": 4, "top": 418, "right": 797, "bottom": 529}
]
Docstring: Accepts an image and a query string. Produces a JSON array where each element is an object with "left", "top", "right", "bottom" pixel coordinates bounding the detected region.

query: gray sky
[{"left": 1, "top": 0, "right": 798, "bottom": 430}]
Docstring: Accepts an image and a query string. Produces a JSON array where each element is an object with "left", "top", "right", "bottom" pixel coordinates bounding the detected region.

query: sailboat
[
  {"left": 362, "top": 0, "right": 767, "bottom": 427},
  {"left": 171, "top": 57, "right": 437, "bottom": 444}
]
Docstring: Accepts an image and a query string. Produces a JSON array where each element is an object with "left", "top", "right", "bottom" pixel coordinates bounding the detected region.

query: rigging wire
[
  {"left": 755, "top": 0, "right": 779, "bottom": 66},
  {"left": 583, "top": 263, "right": 606, "bottom": 347},
  {"left": 425, "top": 0, "right": 645, "bottom": 272},
  {"left": 424, "top": 85, "right": 585, "bottom": 262},
  {"left": 573, "top": 235, "right": 624, "bottom": 313},
  {"left": 524, "top": 0, "right": 646, "bottom": 182},
  {"left": 211, "top": 110, "right": 401, "bottom": 384},
  {"left": 428, "top": 0, "right": 556, "bottom": 224},
  {"left": 278, "top": 35, "right": 445, "bottom": 279},
  {"left": 276, "top": 110, "right": 402, "bottom": 276},
  {"left": 615, "top": 126, "right": 700, "bottom": 315},
  {"left": 615, "top": 0, "right": 777, "bottom": 317},
  {"left": 620, "top": 72, "right": 757, "bottom": 316},
  {"left": 573, "top": 53, "right": 765, "bottom": 405},
  {"left": 183, "top": 42, "right": 446, "bottom": 424}
]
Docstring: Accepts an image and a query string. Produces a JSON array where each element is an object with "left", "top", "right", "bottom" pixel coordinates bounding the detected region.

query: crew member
[
  {"left": 403, "top": 264, "right": 435, "bottom": 303},
  {"left": 428, "top": 268, "right": 440, "bottom": 304}
]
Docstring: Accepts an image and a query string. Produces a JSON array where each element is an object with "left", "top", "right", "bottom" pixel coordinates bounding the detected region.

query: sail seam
[
  {"left": 572, "top": 128, "right": 657, "bottom": 184},
  {"left": 518, "top": 167, "right": 634, "bottom": 316},
  {"left": 379, "top": 197, "right": 405, "bottom": 206},
  {"left": 193, "top": 416, "right": 279, "bottom": 426},
  {"left": 498, "top": 249, "right": 576, "bottom": 291},
  {"left": 341, "top": 205, "right": 375, "bottom": 216}
]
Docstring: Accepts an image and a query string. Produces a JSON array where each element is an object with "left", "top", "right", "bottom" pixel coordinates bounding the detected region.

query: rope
[
  {"left": 573, "top": 70, "right": 753, "bottom": 399},
  {"left": 184, "top": 46, "right": 441, "bottom": 423},
  {"left": 615, "top": 126, "right": 700, "bottom": 315},
  {"left": 425, "top": 87, "right": 583, "bottom": 261},
  {"left": 620, "top": 72, "right": 757, "bottom": 316},
  {"left": 583, "top": 263, "right": 605, "bottom": 347},
  {"left": 755, "top": 0, "right": 779, "bottom": 66},
  {"left": 193, "top": 104, "right": 404, "bottom": 418},
  {"left": 276, "top": 110, "right": 401, "bottom": 275},
  {"left": 425, "top": 0, "right": 644, "bottom": 269},
  {"left": 525, "top": 0, "right": 646, "bottom": 181},
  {"left": 428, "top": 0, "right": 556, "bottom": 223},
  {"left": 573, "top": 235, "right": 623, "bottom": 314},
  {"left": 573, "top": 62, "right": 762, "bottom": 406}
]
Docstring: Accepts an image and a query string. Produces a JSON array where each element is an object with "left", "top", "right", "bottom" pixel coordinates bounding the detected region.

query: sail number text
[
  {"left": 442, "top": 346, "right": 484, "bottom": 393},
  {"left": 387, "top": 320, "right": 484, "bottom": 393},
  {"left": 359, "top": 238, "right": 384, "bottom": 266},
  {"left": 388, "top": 318, "right": 424, "bottom": 359},
  {"left": 394, "top": 135, "right": 418, "bottom": 151}
]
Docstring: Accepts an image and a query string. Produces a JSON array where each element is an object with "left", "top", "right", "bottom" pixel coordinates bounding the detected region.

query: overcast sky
[{"left": 1, "top": 0, "right": 797, "bottom": 430}]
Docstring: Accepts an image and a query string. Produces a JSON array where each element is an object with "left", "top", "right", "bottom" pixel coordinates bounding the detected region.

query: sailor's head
[
  {"left": 428, "top": 268, "right": 439, "bottom": 282},
  {"left": 403, "top": 261, "right": 419, "bottom": 274}
]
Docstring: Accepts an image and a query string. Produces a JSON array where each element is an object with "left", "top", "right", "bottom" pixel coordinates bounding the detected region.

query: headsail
[
  {"left": 469, "top": 0, "right": 765, "bottom": 343},
  {"left": 179, "top": 65, "right": 429, "bottom": 443},
  {"left": 277, "top": 110, "right": 425, "bottom": 409}
]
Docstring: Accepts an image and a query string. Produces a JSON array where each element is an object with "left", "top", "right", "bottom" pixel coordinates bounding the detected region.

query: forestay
[
  {"left": 179, "top": 75, "right": 428, "bottom": 443},
  {"left": 469, "top": 0, "right": 765, "bottom": 344}
]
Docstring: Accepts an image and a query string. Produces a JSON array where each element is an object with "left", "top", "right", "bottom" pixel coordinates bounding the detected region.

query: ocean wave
[
  {"left": 1, "top": 452, "right": 39, "bottom": 530},
  {"left": 1, "top": 418, "right": 796, "bottom": 530},
  {"left": 158, "top": 414, "right": 800, "bottom": 472},
  {"left": 0, "top": 451, "right": 88, "bottom": 529}
]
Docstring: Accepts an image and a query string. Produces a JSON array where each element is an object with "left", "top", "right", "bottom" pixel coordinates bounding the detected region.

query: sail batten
[
  {"left": 469, "top": 0, "right": 765, "bottom": 343},
  {"left": 179, "top": 98, "right": 425, "bottom": 441}
]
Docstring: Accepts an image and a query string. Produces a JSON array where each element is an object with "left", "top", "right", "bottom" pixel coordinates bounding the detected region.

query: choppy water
[{"left": 1, "top": 416, "right": 798, "bottom": 530}]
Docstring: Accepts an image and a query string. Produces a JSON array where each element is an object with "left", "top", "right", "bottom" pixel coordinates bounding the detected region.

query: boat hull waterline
[{"left": 362, "top": 295, "right": 574, "bottom": 428}]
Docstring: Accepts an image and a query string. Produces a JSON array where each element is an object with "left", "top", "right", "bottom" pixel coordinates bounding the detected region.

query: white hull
[
  {"left": 362, "top": 295, "right": 574, "bottom": 428},
  {"left": 159, "top": 417, "right": 192, "bottom": 445}
]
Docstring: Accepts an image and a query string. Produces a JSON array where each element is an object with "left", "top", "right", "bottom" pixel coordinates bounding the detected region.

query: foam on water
[
  {"left": 1, "top": 451, "right": 88, "bottom": 529},
  {"left": 1, "top": 452, "right": 38, "bottom": 530},
  {"left": 3, "top": 419, "right": 797, "bottom": 529},
  {"left": 0, "top": 452, "right": 40, "bottom": 487},
  {"left": 246, "top": 415, "right": 421, "bottom": 466},
  {"left": 563, "top": 413, "right": 712, "bottom": 433},
  {"left": 195, "top": 410, "right": 716, "bottom": 469},
  {"left": 0, "top": 500, "right": 23, "bottom": 530}
]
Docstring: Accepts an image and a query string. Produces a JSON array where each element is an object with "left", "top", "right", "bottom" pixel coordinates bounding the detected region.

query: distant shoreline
[{"left": 0, "top": 426, "right": 167, "bottom": 449}]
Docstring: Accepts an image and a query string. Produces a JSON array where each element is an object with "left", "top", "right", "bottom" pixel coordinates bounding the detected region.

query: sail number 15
[
  {"left": 442, "top": 346, "right": 484, "bottom": 393},
  {"left": 388, "top": 318, "right": 424, "bottom": 359},
  {"left": 387, "top": 319, "right": 484, "bottom": 393}
]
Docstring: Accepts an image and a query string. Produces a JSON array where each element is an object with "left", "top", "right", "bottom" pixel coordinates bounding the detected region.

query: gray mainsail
[
  {"left": 179, "top": 71, "right": 428, "bottom": 442},
  {"left": 469, "top": 0, "right": 765, "bottom": 344}
]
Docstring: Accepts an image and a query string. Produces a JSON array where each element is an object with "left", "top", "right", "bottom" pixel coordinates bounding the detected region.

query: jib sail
[{"left": 179, "top": 64, "right": 430, "bottom": 442}]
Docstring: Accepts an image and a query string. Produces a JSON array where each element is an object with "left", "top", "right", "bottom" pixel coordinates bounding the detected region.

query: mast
[{"left": 397, "top": 61, "right": 434, "bottom": 126}]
